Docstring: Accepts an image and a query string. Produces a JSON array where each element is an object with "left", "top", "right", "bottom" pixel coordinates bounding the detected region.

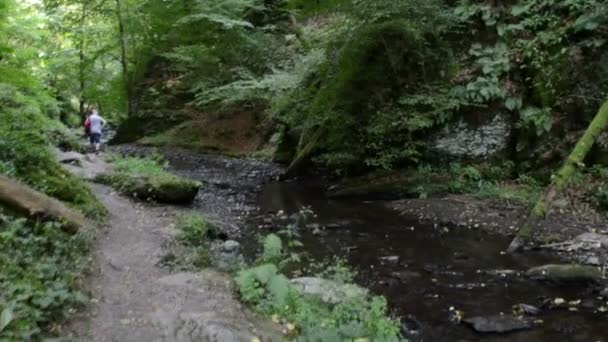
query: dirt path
[{"left": 62, "top": 152, "right": 280, "bottom": 341}]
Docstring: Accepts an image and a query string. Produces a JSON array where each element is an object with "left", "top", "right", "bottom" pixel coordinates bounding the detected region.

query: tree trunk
[
  {"left": 283, "top": 125, "right": 326, "bottom": 178},
  {"left": 78, "top": 4, "right": 87, "bottom": 120},
  {"left": 508, "top": 98, "right": 608, "bottom": 252},
  {"left": 115, "top": 0, "right": 134, "bottom": 116},
  {"left": 0, "top": 175, "right": 88, "bottom": 234}
]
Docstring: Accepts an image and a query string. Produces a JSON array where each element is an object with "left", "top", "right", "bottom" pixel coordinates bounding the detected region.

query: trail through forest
[{"left": 63, "top": 152, "right": 280, "bottom": 342}]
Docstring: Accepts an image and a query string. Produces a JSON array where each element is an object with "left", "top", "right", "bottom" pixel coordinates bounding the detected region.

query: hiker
[{"left": 88, "top": 109, "right": 106, "bottom": 153}]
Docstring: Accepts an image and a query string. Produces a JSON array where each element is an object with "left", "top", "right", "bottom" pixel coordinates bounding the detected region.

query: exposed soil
[
  {"left": 135, "top": 105, "right": 275, "bottom": 156},
  {"left": 62, "top": 152, "right": 281, "bottom": 342}
]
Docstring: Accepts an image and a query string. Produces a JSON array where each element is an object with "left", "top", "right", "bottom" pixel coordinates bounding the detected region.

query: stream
[
  {"left": 255, "top": 182, "right": 606, "bottom": 341},
  {"left": 116, "top": 145, "right": 607, "bottom": 342}
]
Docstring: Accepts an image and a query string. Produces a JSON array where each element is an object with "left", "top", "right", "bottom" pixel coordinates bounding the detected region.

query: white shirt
[{"left": 89, "top": 114, "right": 106, "bottom": 134}]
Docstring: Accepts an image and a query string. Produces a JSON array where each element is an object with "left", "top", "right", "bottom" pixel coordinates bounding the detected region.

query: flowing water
[
  {"left": 255, "top": 182, "right": 607, "bottom": 342},
  {"left": 118, "top": 146, "right": 607, "bottom": 342}
]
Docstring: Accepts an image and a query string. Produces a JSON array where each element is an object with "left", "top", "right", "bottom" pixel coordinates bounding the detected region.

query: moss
[
  {"left": 283, "top": 20, "right": 452, "bottom": 173},
  {"left": 527, "top": 264, "right": 602, "bottom": 283},
  {"left": 96, "top": 172, "right": 202, "bottom": 204},
  {"left": 540, "top": 233, "right": 562, "bottom": 245},
  {"left": 192, "top": 246, "right": 212, "bottom": 268},
  {"left": 178, "top": 212, "right": 217, "bottom": 245}
]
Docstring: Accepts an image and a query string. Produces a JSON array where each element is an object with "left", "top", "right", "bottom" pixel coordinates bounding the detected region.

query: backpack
[{"left": 84, "top": 118, "right": 91, "bottom": 134}]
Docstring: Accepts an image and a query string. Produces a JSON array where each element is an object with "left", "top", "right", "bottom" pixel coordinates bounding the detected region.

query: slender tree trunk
[
  {"left": 78, "top": 4, "right": 87, "bottom": 120},
  {"left": 508, "top": 98, "right": 608, "bottom": 252},
  {"left": 115, "top": 0, "right": 134, "bottom": 116},
  {"left": 283, "top": 125, "right": 327, "bottom": 178}
]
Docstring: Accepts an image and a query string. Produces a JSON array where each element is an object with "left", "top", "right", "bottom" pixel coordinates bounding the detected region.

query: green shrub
[
  {"left": 0, "top": 216, "right": 89, "bottom": 340},
  {"left": 261, "top": 233, "right": 283, "bottom": 264},
  {"left": 235, "top": 235, "right": 402, "bottom": 341},
  {"left": 590, "top": 186, "right": 608, "bottom": 211},
  {"left": 178, "top": 213, "right": 217, "bottom": 245}
]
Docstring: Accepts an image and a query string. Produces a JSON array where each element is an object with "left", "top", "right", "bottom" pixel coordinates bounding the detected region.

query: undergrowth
[
  {"left": 0, "top": 111, "right": 106, "bottom": 220},
  {"left": 0, "top": 216, "right": 90, "bottom": 340},
  {"left": 235, "top": 232, "right": 403, "bottom": 341},
  {"left": 413, "top": 163, "right": 542, "bottom": 205},
  {"left": 111, "top": 153, "right": 169, "bottom": 177},
  {"left": 178, "top": 212, "right": 217, "bottom": 246}
]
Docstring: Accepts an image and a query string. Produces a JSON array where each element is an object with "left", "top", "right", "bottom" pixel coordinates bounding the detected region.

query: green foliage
[
  {"left": 112, "top": 154, "right": 169, "bottom": 177},
  {"left": 411, "top": 162, "right": 542, "bottom": 205},
  {"left": 261, "top": 233, "right": 284, "bottom": 264},
  {"left": 516, "top": 106, "right": 553, "bottom": 137},
  {"left": 288, "top": 0, "right": 351, "bottom": 15},
  {"left": 235, "top": 234, "right": 402, "bottom": 341},
  {"left": 451, "top": 43, "right": 511, "bottom": 104},
  {"left": 178, "top": 213, "right": 217, "bottom": 245},
  {"left": 0, "top": 216, "right": 89, "bottom": 340}
]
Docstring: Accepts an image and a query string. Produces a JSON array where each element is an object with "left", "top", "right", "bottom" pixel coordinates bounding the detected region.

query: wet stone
[
  {"left": 463, "top": 315, "right": 533, "bottom": 334},
  {"left": 222, "top": 240, "right": 240, "bottom": 253},
  {"left": 400, "top": 316, "right": 422, "bottom": 337},
  {"left": 391, "top": 271, "right": 422, "bottom": 282},
  {"left": 380, "top": 256, "right": 400, "bottom": 264},
  {"left": 516, "top": 303, "right": 541, "bottom": 316},
  {"left": 526, "top": 264, "right": 602, "bottom": 283},
  {"left": 585, "top": 256, "right": 600, "bottom": 266},
  {"left": 581, "top": 298, "right": 596, "bottom": 310}
]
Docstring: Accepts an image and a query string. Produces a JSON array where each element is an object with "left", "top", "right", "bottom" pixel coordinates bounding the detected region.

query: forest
[{"left": 1, "top": 0, "right": 608, "bottom": 340}]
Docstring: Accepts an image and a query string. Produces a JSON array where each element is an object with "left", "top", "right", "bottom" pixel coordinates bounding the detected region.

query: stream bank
[{"left": 113, "top": 145, "right": 608, "bottom": 341}]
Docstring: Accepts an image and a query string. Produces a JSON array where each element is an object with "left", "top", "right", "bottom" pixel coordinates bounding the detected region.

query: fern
[{"left": 262, "top": 234, "right": 283, "bottom": 263}]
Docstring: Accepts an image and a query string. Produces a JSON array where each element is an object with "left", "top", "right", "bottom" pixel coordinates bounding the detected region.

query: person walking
[{"left": 88, "top": 109, "right": 106, "bottom": 154}]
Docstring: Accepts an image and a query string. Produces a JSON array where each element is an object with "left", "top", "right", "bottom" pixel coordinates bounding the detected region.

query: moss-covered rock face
[{"left": 96, "top": 172, "right": 201, "bottom": 204}]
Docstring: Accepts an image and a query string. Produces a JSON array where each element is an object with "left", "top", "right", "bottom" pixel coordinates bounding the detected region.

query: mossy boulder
[
  {"left": 96, "top": 172, "right": 201, "bottom": 204},
  {"left": 526, "top": 264, "right": 603, "bottom": 283}
]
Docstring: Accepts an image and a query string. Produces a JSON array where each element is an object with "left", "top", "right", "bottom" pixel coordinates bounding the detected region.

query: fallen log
[
  {"left": 0, "top": 175, "right": 88, "bottom": 234},
  {"left": 508, "top": 98, "right": 608, "bottom": 252}
]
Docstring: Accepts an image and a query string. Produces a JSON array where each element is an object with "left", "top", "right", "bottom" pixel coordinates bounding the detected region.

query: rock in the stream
[
  {"left": 380, "top": 255, "right": 400, "bottom": 264},
  {"left": 585, "top": 256, "right": 600, "bottom": 266},
  {"left": 290, "top": 277, "right": 368, "bottom": 304},
  {"left": 391, "top": 271, "right": 422, "bottom": 283},
  {"left": 400, "top": 316, "right": 422, "bottom": 337},
  {"left": 543, "top": 233, "right": 608, "bottom": 252},
  {"left": 515, "top": 303, "right": 541, "bottom": 316},
  {"left": 463, "top": 315, "right": 533, "bottom": 334},
  {"left": 526, "top": 264, "right": 602, "bottom": 283}
]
